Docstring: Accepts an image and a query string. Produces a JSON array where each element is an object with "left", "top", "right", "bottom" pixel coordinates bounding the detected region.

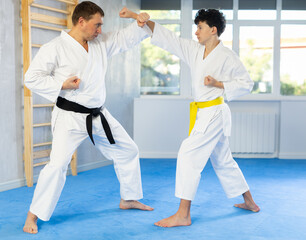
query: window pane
[
  {"left": 239, "top": 26, "right": 274, "bottom": 94},
  {"left": 141, "top": 0, "right": 180, "bottom": 11},
  {"left": 280, "top": 25, "right": 306, "bottom": 96},
  {"left": 238, "top": 0, "right": 276, "bottom": 20},
  {"left": 281, "top": 11, "right": 306, "bottom": 20},
  {"left": 141, "top": 10, "right": 180, "bottom": 20},
  {"left": 238, "top": 10, "right": 276, "bottom": 20},
  {"left": 239, "top": 0, "right": 276, "bottom": 10},
  {"left": 192, "top": 24, "right": 232, "bottom": 49},
  {"left": 141, "top": 24, "right": 180, "bottom": 95}
]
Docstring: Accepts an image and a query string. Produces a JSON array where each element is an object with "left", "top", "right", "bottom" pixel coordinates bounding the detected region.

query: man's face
[
  {"left": 82, "top": 13, "right": 103, "bottom": 41},
  {"left": 195, "top": 21, "right": 215, "bottom": 45}
]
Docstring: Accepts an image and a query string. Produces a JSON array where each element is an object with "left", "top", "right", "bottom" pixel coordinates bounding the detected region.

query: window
[
  {"left": 281, "top": 0, "right": 306, "bottom": 20},
  {"left": 280, "top": 25, "right": 306, "bottom": 96},
  {"left": 140, "top": 1, "right": 181, "bottom": 95},
  {"left": 140, "top": 0, "right": 306, "bottom": 98},
  {"left": 141, "top": 24, "right": 181, "bottom": 95},
  {"left": 239, "top": 26, "right": 274, "bottom": 94},
  {"left": 238, "top": 0, "right": 276, "bottom": 20}
]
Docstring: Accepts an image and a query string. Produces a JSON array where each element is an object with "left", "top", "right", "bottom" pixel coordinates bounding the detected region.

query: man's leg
[
  {"left": 23, "top": 110, "right": 87, "bottom": 234},
  {"left": 210, "top": 135, "right": 260, "bottom": 212},
  {"left": 155, "top": 114, "right": 224, "bottom": 227},
  {"left": 94, "top": 111, "right": 153, "bottom": 211}
]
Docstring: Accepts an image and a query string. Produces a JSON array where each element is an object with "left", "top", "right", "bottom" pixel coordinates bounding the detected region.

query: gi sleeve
[
  {"left": 223, "top": 54, "right": 254, "bottom": 101},
  {"left": 150, "top": 22, "right": 198, "bottom": 66},
  {"left": 103, "top": 21, "right": 152, "bottom": 58},
  {"left": 24, "top": 43, "right": 63, "bottom": 102}
]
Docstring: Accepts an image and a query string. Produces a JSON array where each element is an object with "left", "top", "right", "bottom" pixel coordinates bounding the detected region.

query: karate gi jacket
[{"left": 151, "top": 23, "right": 254, "bottom": 136}]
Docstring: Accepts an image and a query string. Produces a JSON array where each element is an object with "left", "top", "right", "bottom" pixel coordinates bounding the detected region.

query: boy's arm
[
  {"left": 149, "top": 21, "right": 198, "bottom": 66},
  {"left": 222, "top": 56, "right": 254, "bottom": 101}
]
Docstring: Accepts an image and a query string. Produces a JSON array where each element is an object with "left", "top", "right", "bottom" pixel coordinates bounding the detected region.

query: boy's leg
[
  {"left": 155, "top": 199, "right": 191, "bottom": 227},
  {"left": 210, "top": 135, "right": 260, "bottom": 212},
  {"left": 155, "top": 113, "right": 224, "bottom": 227}
]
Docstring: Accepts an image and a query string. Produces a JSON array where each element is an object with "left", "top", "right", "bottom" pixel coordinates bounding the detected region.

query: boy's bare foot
[
  {"left": 235, "top": 190, "right": 260, "bottom": 212},
  {"left": 23, "top": 211, "right": 38, "bottom": 234},
  {"left": 119, "top": 199, "right": 154, "bottom": 211},
  {"left": 234, "top": 202, "right": 260, "bottom": 212},
  {"left": 154, "top": 213, "right": 191, "bottom": 227}
]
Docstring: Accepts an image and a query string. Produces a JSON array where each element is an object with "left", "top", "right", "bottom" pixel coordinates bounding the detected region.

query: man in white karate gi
[
  {"left": 144, "top": 9, "right": 260, "bottom": 227},
  {"left": 23, "top": 1, "right": 153, "bottom": 234}
]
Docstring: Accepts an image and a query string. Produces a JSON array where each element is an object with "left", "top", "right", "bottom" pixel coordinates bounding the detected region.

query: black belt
[{"left": 56, "top": 97, "right": 115, "bottom": 145}]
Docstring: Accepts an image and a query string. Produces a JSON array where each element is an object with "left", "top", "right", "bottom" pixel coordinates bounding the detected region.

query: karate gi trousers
[
  {"left": 30, "top": 106, "right": 143, "bottom": 221},
  {"left": 175, "top": 110, "right": 249, "bottom": 201}
]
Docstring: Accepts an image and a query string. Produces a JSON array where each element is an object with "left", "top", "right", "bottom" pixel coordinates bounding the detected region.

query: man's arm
[
  {"left": 25, "top": 43, "right": 81, "bottom": 102},
  {"left": 119, "top": 7, "right": 152, "bottom": 28},
  {"left": 103, "top": 8, "right": 152, "bottom": 58}
]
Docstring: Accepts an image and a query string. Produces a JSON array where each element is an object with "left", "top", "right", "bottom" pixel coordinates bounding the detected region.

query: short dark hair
[
  {"left": 194, "top": 9, "right": 226, "bottom": 37},
  {"left": 72, "top": 1, "right": 104, "bottom": 26}
]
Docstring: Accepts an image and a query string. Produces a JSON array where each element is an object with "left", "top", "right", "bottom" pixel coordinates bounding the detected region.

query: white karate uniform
[
  {"left": 25, "top": 22, "right": 151, "bottom": 221},
  {"left": 151, "top": 23, "right": 254, "bottom": 201}
]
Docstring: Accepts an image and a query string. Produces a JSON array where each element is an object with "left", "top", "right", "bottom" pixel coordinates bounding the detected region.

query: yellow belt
[{"left": 189, "top": 96, "right": 224, "bottom": 135}]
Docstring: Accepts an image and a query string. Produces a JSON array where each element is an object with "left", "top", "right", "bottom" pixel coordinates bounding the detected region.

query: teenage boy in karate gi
[
  {"left": 23, "top": 1, "right": 153, "bottom": 234},
  {"left": 144, "top": 9, "right": 260, "bottom": 227}
]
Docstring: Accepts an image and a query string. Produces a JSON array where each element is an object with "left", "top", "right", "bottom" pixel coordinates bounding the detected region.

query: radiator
[{"left": 230, "top": 112, "right": 276, "bottom": 154}]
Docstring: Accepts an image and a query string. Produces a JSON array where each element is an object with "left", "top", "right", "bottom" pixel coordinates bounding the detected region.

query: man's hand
[
  {"left": 204, "top": 75, "right": 224, "bottom": 89},
  {"left": 62, "top": 76, "right": 80, "bottom": 90},
  {"left": 119, "top": 7, "right": 138, "bottom": 19},
  {"left": 119, "top": 7, "right": 150, "bottom": 27},
  {"left": 136, "top": 12, "right": 150, "bottom": 27}
]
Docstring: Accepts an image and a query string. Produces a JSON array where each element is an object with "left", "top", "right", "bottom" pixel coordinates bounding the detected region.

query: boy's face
[
  {"left": 82, "top": 13, "right": 103, "bottom": 41},
  {"left": 195, "top": 21, "right": 216, "bottom": 45}
]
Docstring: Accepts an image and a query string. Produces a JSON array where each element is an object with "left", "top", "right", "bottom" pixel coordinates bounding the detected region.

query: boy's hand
[
  {"left": 204, "top": 75, "right": 224, "bottom": 89},
  {"left": 137, "top": 12, "right": 150, "bottom": 27}
]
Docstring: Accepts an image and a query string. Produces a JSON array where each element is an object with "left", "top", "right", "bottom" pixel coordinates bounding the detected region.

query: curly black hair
[{"left": 194, "top": 9, "right": 226, "bottom": 37}]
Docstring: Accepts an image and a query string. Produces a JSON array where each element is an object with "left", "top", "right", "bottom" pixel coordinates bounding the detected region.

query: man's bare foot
[
  {"left": 119, "top": 199, "right": 154, "bottom": 211},
  {"left": 234, "top": 202, "right": 260, "bottom": 212},
  {"left": 23, "top": 211, "right": 38, "bottom": 234},
  {"left": 154, "top": 213, "right": 191, "bottom": 227}
]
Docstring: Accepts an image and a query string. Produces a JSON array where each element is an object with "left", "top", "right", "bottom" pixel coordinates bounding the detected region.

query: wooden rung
[
  {"left": 33, "top": 149, "right": 51, "bottom": 159},
  {"left": 56, "top": 0, "right": 76, "bottom": 5},
  {"left": 31, "top": 23, "right": 63, "bottom": 32},
  {"left": 31, "top": 3, "right": 70, "bottom": 14},
  {"left": 33, "top": 122, "right": 51, "bottom": 127},
  {"left": 33, "top": 142, "right": 52, "bottom": 147},
  {"left": 33, "top": 103, "right": 54, "bottom": 108},
  {"left": 32, "top": 44, "right": 42, "bottom": 48},
  {"left": 31, "top": 12, "right": 67, "bottom": 26},
  {"left": 34, "top": 160, "right": 50, "bottom": 167}
]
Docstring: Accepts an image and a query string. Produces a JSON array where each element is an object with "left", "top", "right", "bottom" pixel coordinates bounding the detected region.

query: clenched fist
[
  {"left": 136, "top": 12, "right": 150, "bottom": 27},
  {"left": 204, "top": 75, "right": 224, "bottom": 88},
  {"left": 119, "top": 7, "right": 150, "bottom": 27},
  {"left": 62, "top": 76, "right": 80, "bottom": 90}
]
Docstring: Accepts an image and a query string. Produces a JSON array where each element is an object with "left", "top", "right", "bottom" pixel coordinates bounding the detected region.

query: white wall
[
  {"left": 279, "top": 101, "right": 306, "bottom": 159},
  {"left": 0, "top": 0, "right": 142, "bottom": 191},
  {"left": 0, "top": 0, "right": 24, "bottom": 191},
  {"left": 134, "top": 98, "right": 306, "bottom": 159}
]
